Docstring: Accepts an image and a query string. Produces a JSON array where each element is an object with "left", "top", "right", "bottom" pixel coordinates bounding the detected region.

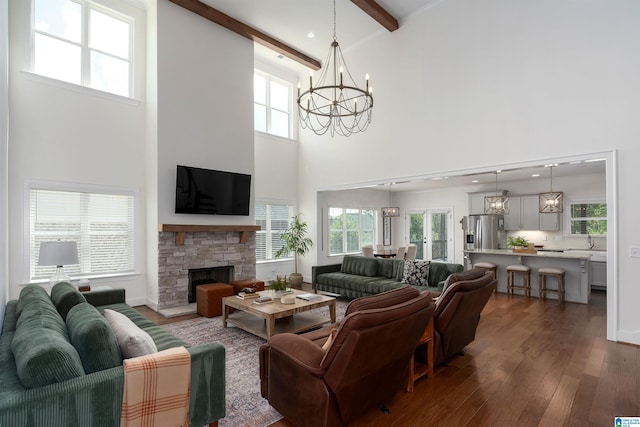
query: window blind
[
  {"left": 30, "top": 188, "right": 135, "bottom": 280},
  {"left": 255, "top": 203, "right": 292, "bottom": 261}
]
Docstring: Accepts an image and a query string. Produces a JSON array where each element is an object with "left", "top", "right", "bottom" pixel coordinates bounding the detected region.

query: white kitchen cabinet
[
  {"left": 591, "top": 261, "right": 607, "bottom": 291},
  {"left": 469, "top": 193, "right": 486, "bottom": 215},
  {"left": 504, "top": 196, "right": 538, "bottom": 231},
  {"left": 539, "top": 212, "right": 560, "bottom": 231}
]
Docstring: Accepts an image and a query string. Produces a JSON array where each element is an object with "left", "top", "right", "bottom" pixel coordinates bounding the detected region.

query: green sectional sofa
[
  {"left": 312, "top": 255, "right": 464, "bottom": 299},
  {"left": 0, "top": 282, "right": 225, "bottom": 427}
]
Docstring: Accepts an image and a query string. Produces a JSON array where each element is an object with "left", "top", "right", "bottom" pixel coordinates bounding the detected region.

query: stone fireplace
[{"left": 157, "top": 225, "right": 258, "bottom": 309}]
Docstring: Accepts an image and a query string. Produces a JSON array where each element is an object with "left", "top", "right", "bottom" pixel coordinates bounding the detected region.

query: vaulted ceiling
[{"left": 169, "top": 0, "right": 440, "bottom": 72}]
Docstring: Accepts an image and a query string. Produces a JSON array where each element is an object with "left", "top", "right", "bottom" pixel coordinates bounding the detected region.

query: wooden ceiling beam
[
  {"left": 350, "top": 0, "right": 399, "bottom": 32},
  {"left": 168, "top": 0, "right": 321, "bottom": 70}
]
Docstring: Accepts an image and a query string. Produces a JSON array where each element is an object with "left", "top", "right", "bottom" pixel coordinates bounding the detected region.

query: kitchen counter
[{"left": 464, "top": 249, "right": 591, "bottom": 304}]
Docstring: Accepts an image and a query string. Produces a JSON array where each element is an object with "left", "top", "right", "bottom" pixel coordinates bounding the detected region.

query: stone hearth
[{"left": 157, "top": 226, "right": 257, "bottom": 310}]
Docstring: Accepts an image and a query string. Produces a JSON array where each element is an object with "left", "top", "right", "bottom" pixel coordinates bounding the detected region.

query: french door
[{"left": 406, "top": 209, "right": 453, "bottom": 262}]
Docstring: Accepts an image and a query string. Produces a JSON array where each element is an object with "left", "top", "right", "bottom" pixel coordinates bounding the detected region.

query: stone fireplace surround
[{"left": 157, "top": 224, "right": 259, "bottom": 310}]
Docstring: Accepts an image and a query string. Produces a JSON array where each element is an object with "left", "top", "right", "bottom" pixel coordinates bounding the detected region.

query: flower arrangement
[{"left": 269, "top": 274, "right": 289, "bottom": 292}]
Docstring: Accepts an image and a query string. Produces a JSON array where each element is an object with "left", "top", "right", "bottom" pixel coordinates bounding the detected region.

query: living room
[{"left": 0, "top": 0, "right": 639, "bottom": 425}]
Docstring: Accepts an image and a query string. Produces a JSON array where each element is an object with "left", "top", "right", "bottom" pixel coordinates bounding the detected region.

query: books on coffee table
[
  {"left": 253, "top": 296, "right": 273, "bottom": 304},
  {"left": 296, "top": 293, "right": 322, "bottom": 301},
  {"left": 237, "top": 292, "right": 259, "bottom": 299}
]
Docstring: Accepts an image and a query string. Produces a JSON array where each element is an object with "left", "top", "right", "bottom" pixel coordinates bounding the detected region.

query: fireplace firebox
[{"left": 188, "top": 266, "right": 235, "bottom": 303}]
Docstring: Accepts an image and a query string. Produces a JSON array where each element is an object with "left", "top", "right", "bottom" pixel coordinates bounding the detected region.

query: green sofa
[
  {"left": 312, "top": 255, "right": 464, "bottom": 299},
  {"left": 0, "top": 283, "right": 225, "bottom": 427}
]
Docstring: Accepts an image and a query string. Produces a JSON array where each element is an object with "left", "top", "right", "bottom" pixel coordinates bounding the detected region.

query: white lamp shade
[{"left": 38, "top": 241, "right": 79, "bottom": 267}]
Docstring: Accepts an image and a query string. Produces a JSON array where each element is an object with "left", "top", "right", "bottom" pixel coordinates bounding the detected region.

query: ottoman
[
  {"left": 230, "top": 279, "right": 265, "bottom": 294},
  {"left": 196, "top": 283, "right": 234, "bottom": 318}
]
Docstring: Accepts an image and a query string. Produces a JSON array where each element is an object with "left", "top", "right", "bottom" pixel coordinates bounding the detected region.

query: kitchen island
[{"left": 464, "top": 249, "right": 591, "bottom": 304}]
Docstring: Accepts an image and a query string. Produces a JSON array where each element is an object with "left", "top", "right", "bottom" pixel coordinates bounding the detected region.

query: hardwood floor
[
  {"left": 139, "top": 289, "right": 638, "bottom": 426},
  {"left": 266, "top": 291, "right": 639, "bottom": 427}
]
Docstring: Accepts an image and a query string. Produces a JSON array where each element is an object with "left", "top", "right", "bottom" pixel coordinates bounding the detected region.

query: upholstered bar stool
[
  {"left": 473, "top": 262, "right": 497, "bottom": 280},
  {"left": 506, "top": 264, "right": 531, "bottom": 298},
  {"left": 538, "top": 267, "right": 565, "bottom": 303}
]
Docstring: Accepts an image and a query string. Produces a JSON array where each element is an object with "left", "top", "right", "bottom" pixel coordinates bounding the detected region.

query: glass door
[
  {"left": 427, "top": 209, "right": 451, "bottom": 261},
  {"left": 407, "top": 211, "right": 425, "bottom": 260},
  {"left": 406, "top": 209, "right": 453, "bottom": 261}
]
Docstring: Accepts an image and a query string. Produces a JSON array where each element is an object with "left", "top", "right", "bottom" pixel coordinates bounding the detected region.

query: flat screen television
[{"left": 175, "top": 165, "right": 251, "bottom": 216}]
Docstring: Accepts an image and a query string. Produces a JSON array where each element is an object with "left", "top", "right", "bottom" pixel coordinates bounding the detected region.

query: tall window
[
  {"left": 29, "top": 185, "right": 135, "bottom": 281},
  {"left": 31, "top": 0, "right": 139, "bottom": 98},
  {"left": 256, "top": 203, "right": 293, "bottom": 261},
  {"left": 569, "top": 201, "right": 607, "bottom": 236},
  {"left": 329, "top": 207, "right": 375, "bottom": 255},
  {"left": 254, "top": 71, "right": 292, "bottom": 138}
]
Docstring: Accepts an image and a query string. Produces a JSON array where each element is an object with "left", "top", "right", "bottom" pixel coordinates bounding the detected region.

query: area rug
[{"left": 162, "top": 298, "right": 348, "bottom": 427}]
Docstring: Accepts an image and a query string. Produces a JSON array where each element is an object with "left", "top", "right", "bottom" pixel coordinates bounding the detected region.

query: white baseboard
[
  {"left": 126, "top": 296, "right": 148, "bottom": 308},
  {"left": 616, "top": 329, "right": 640, "bottom": 346}
]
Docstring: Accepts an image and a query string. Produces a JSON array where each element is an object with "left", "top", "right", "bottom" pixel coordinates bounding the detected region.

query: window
[
  {"left": 29, "top": 185, "right": 135, "bottom": 281},
  {"left": 254, "top": 71, "right": 292, "bottom": 138},
  {"left": 31, "top": 0, "right": 139, "bottom": 98},
  {"left": 328, "top": 207, "right": 375, "bottom": 255},
  {"left": 256, "top": 203, "right": 293, "bottom": 261},
  {"left": 568, "top": 201, "right": 607, "bottom": 236}
]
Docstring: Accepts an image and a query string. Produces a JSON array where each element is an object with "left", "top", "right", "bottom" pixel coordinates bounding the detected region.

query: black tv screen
[{"left": 175, "top": 165, "right": 251, "bottom": 216}]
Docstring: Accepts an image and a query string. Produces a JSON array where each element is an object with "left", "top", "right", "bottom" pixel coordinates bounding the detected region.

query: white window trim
[
  {"left": 24, "top": 0, "right": 146, "bottom": 101},
  {"left": 254, "top": 69, "right": 295, "bottom": 140},
  {"left": 255, "top": 199, "right": 295, "bottom": 263},
  {"left": 23, "top": 179, "right": 141, "bottom": 283},
  {"left": 328, "top": 207, "right": 377, "bottom": 256},
  {"left": 564, "top": 198, "right": 607, "bottom": 237}
]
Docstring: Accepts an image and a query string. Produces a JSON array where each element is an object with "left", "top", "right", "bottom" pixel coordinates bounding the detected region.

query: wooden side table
[{"left": 407, "top": 316, "right": 434, "bottom": 392}]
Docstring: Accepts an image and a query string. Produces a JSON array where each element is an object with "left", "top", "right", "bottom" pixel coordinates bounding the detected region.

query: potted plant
[
  {"left": 508, "top": 235, "right": 531, "bottom": 250},
  {"left": 268, "top": 274, "right": 289, "bottom": 297},
  {"left": 274, "top": 214, "right": 313, "bottom": 287}
]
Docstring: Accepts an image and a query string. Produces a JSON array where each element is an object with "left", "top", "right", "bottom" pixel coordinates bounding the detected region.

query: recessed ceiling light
[
  {"left": 532, "top": 174, "right": 540, "bottom": 177},
  {"left": 307, "top": 32, "right": 315, "bottom": 39},
  {"left": 471, "top": 180, "right": 479, "bottom": 183},
  {"left": 276, "top": 54, "right": 284, "bottom": 59}
]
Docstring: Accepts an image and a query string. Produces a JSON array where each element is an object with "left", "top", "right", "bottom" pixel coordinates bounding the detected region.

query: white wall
[
  {"left": 298, "top": 1, "right": 640, "bottom": 344},
  {"left": 253, "top": 60, "right": 299, "bottom": 283},
  {"left": 145, "top": 1, "right": 254, "bottom": 308},
  {"left": 0, "top": 0, "right": 8, "bottom": 330},
  {"left": 7, "top": 0, "right": 148, "bottom": 303}
]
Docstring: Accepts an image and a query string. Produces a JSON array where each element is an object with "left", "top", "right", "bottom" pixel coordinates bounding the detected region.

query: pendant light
[
  {"left": 484, "top": 171, "right": 510, "bottom": 214},
  {"left": 539, "top": 164, "right": 564, "bottom": 213},
  {"left": 382, "top": 183, "right": 400, "bottom": 217}
]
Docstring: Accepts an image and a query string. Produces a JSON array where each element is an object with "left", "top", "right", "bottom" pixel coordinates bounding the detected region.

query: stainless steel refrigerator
[{"left": 461, "top": 214, "right": 507, "bottom": 250}]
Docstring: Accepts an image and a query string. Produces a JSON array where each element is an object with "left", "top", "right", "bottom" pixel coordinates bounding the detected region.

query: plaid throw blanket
[{"left": 121, "top": 346, "right": 191, "bottom": 427}]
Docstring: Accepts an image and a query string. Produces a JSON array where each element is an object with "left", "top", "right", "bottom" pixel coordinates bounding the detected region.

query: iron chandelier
[{"left": 297, "top": 0, "right": 374, "bottom": 137}]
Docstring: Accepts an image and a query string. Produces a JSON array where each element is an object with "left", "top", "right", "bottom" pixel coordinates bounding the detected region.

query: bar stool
[
  {"left": 473, "top": 262, "right": 497, "bottom": 280},
  {"left": 506, "top": 264, "right": 531, "bottom": 297},
  {"left": 538, "top": 267, "right": 565, "bottom": 303}
]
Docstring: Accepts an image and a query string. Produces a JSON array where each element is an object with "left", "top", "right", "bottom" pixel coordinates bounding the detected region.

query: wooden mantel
[{"left": 158, "top": 224, "right": 261, "bottom": 245}]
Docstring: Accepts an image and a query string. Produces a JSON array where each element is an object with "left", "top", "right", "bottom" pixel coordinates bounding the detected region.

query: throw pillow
[
  {"left": 67, "top": 303, "right": 121, "bottom": 372},
  {"left": 104, "top": 309, "right": 157, "bottom": 359},
  {"left": 401, "top": 260, "right": 430, "bottom": 286}
]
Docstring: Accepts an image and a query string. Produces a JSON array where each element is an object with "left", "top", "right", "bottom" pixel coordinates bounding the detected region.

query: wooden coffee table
[{"left": 222, "top": 289, "right": 336, "bottom": 339}]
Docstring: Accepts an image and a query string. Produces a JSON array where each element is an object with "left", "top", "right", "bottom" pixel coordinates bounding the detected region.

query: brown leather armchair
[
  {"left": 431, "top": 269, "right": 496, "bottom": 365},
  {"left": 259, "top": 287, "right": 435, "bottom": 427}
]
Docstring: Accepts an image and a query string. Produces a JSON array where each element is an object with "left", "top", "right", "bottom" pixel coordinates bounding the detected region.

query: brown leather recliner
[
  {"left": 431, "top": 269, "right": 497, "bottom": 366},
  {"left": 259, "top": 287, "right": 435, "bottom": 427}
]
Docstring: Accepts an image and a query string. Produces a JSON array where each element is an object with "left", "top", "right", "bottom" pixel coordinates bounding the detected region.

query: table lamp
[{"left": 38, "top": 241, "right": 79, "bottom": 286}]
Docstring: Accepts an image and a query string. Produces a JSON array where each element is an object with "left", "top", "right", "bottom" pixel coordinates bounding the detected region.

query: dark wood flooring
[{"left": 138, "top": 288, "right": 638, "bottom": 427}]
